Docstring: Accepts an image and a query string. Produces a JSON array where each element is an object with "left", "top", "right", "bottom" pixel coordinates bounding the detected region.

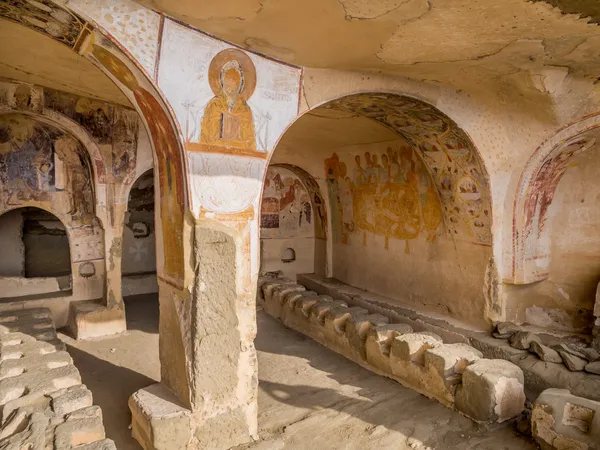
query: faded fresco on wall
[
  {"left": 157, "top": 18, "right": 301, "bottom": 215},
  {"left": 325, "top": 143, "right": 443, "bottom": 251},
  {"left": 517, "top": 134, "right": 597, "bottom": 281},
  {"left": 0, "top": 0, "right": 88, "bottom": 49},
  {"left": 261, "top": 166, "right": 314, "bottom": 239},
  {"left": 83, "top": 35, "right": 186, "bottom": 283},
  {"left": 327, "top": 94, "right": 492, "bottom": 246},
  {"left": 44, "top": 88, "right": 139, "bottom": 184},
  {"left": 0, "top": 115, "right": 94, "bottom": 223}
]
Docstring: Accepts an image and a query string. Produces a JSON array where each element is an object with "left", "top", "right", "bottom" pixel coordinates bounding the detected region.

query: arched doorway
[
  {"left": 122, "top": 169, "right": 158, "bottom": 298},
  {"left": 0, "top": 207, "right": 72, "bottom": 297},
  {"left": 260, "top": 164, "right": 327, "bottom": 279},
  {"left": 264, "top": 92, "right": 494, "bottom": 329}
]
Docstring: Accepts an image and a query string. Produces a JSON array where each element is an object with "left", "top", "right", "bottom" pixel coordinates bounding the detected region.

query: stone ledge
[
  {"left": 298, "top": 273, "right": 600, "bottom": 403},
  {"left": 261, "top": 276, "right": 526, "bottom": 424},
  {"left": 67, "top": 301, "right": 126, "bottom": 340}
]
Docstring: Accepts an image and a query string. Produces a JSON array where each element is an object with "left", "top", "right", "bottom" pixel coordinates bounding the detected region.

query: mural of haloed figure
[{"left": 199, "top": 49, "right": 257, "bottom": 152}]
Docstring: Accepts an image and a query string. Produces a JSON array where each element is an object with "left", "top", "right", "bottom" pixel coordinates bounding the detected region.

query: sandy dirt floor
[{"left": 59, "top": 295, "right": 535, "bottom": 450}]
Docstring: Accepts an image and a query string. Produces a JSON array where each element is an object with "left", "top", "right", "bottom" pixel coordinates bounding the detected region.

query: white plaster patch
[
  {"left": 187, "top": 152, "right": 265, "bottom": 214},
  {"left": 493, "top": 376, "right": 526, "bottom": 423},
  {"left": 67, "top": 0, "right": 160, "bottom": 76}
]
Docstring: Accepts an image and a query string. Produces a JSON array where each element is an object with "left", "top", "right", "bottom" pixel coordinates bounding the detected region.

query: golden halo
[{"left": 208, "top": 48, "right": 257, "bottom": 101}]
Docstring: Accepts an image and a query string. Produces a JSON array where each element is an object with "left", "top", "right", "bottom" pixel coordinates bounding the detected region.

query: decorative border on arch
[{"left": 511, "top": 112, "right": 600, "bottom": 284}]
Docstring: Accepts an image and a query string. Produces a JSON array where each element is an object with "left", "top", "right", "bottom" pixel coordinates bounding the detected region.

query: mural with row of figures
[
  {"left": 327, "top": 94, "right": 492, "bottom": 246},
  {"left": 325, "top": 143, "right": 443, "bottom": 252},
  {"left": 0, "top": 114, "right": 95, "bottom": 224},
  {"left": 261, "top": 166, "right": 327, "bottom": 240}
]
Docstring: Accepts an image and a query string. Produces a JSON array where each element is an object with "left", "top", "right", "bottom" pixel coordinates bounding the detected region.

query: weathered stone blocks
[
  {"left": 67, "top": 302, "right": 126, "bottom": 340},
  {"left": 455, "top": 359, "right": 526, "bottom": 423},
  {"left": 259, "top": 277, "right": 526, "bottom": 424},
  {"left": 0, "top": 307, "right": 115, "bottom": 449},
  {"left": 532, "top": 388, "right": 600, "bottom": 450}
]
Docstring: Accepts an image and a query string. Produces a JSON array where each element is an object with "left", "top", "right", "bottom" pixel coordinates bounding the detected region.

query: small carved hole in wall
[
  {"left": 562, "top": 403, "right": 594, "bottom": 434},
  {"left": 281, "top": 248, "right": 296, "bottom": 263},
  {"left": 78, "top": 262, "right": 95, "bottom": 278}
]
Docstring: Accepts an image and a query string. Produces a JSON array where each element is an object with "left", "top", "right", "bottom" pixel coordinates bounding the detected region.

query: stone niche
[{"left": 260, "top": 165, "right": 326, "bottom": 280}]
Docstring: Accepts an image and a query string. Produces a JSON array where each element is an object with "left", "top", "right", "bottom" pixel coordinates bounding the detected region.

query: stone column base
[
  {"left": 129, "top": 383, "right": 192, "bottom": 450},
  {"left": 68, "top": 301, "right": 126, "bottom": 339}
]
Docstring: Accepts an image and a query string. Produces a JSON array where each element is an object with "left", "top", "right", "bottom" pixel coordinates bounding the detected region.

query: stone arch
[
  {"left": 512, "top": 113, "right": 600, "bottom": 284},
  {"left": 0, "top": 0, "right": 190, "bottom": 290},
  {"left": 269, "top": 91, "right": 494, "bottom": 248},
  {"left": 0, "top": 106, "right": 108, "bottom": 224},
  {"left": 267, "top": 91, "right": 495, "bottom": 328}
]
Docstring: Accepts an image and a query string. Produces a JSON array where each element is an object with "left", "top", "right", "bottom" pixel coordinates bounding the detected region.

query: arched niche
[
  {"left": 512, "top": 113, "right": 600, "bottom": 284},
  {"left": 268, "top": 92, "right": 494, "bottom": 328},
  {"left": 259, "top": 164, "right": 327, "bottom": 279},
  {"left": 122, "top": 169, "right": 158, "bottom": 297}
]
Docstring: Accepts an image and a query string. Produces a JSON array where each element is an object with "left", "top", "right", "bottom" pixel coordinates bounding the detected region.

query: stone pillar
[
  {"left": 129, "top": 218, "right": 258, "bottom": 450},
  {"left": 68, "top": 193, "right": 127, "bottom": 339}
]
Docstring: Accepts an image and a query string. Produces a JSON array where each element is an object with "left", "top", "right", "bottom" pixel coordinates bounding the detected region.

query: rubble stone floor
[{"left": 59, "top": 294, "right": 536, "bottom": 450}]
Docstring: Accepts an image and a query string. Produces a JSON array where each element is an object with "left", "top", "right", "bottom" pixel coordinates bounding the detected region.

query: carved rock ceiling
[
  {"left": 136, "top": 0, "right": 600, "bottom": 97},
  {"left": 0, "top": 20, "right": 131, "bottom": 107}
]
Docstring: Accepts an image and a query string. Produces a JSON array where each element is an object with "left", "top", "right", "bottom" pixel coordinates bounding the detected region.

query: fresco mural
[
  {"left": 83, "top": 35, "right": 186, "bottom": 284},
  {"left": 261, "top": 166, "right": 314, "bottom": 239},
  {"left": 327, "top": 94, "right": 491, "bottom": 246},
  {"left": 325, "top": 143, "right": 443, "bottom": 252},
  {"left": 44, "top": 88, "right": 139, "bottom": 184},
  {"left": 0, "top": 114, "right": 94, "bottom": 223},
  {"left": 0, "top": 0, "right": 88, "bottom": 49},
  {"left": 157, "top": 18, "right": 302, "bottom": 215}
]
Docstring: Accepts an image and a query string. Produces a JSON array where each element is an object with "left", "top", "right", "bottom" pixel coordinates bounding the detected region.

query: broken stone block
[
  {"left": 532, "top": 388, "right": 600, "bottom": 450},
  {"left": 261, "top": 279, "right": 295, "bottom": 303},
  {"left": 509, "top": 331, "right": 541, "bottom": 350},
  {"left": 68, "top": 302, "right": 126, "bottom": 340},
  {"left": 51, "top": 384, "right": 94, "bottom": 417},
  {"left": 310, "top": 300, "right": 347, "bottom": 325},
  {"left": 129, "top": 383, "right": 192, "bottom": 450},
  {"left": 0, "top": 350, "right": 72, "bottom": 381},
  {"left": 494, "top": 322, "right": 523, "bottom": 339},
  {"left": 530, "top": 341, "right": 563, "bottom": 363},
  {"left": 323, "top": 307, "right": 369, "bottom": 335},
  {"left": 54, "top": 408, "right": 106, "bottom": 448},
  {"left": 424, "top": 343, "right": 483, "bottom": 379},
  {"left": 582, "top": 347, "right": 600, "bottom": 362},
  {"left": 454, "top": 359, "right": 525, "bottom": 423},
  {"left": 585, "top": 361, "right": 600, "bottom": 375},
  {"left": 558, "top": 350, "right": 587, "bottom": 372},
  {"left": 273, "top": 284, "right": 305, "bottom": 305},
  {"left": 364, "top": 324, "right": 414, "bottom": 373},
  {"left": 295, "top": 296, "right": 320, "bottom": 318},
  {"left": 391, "top": 332, "right": 442, "bottom": 365},
  {"left": 285, "top": 291, "right": 316, "bottom": 310},
  {"left": 345, "top": 314, "right": 389, "bottom": 360}
]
